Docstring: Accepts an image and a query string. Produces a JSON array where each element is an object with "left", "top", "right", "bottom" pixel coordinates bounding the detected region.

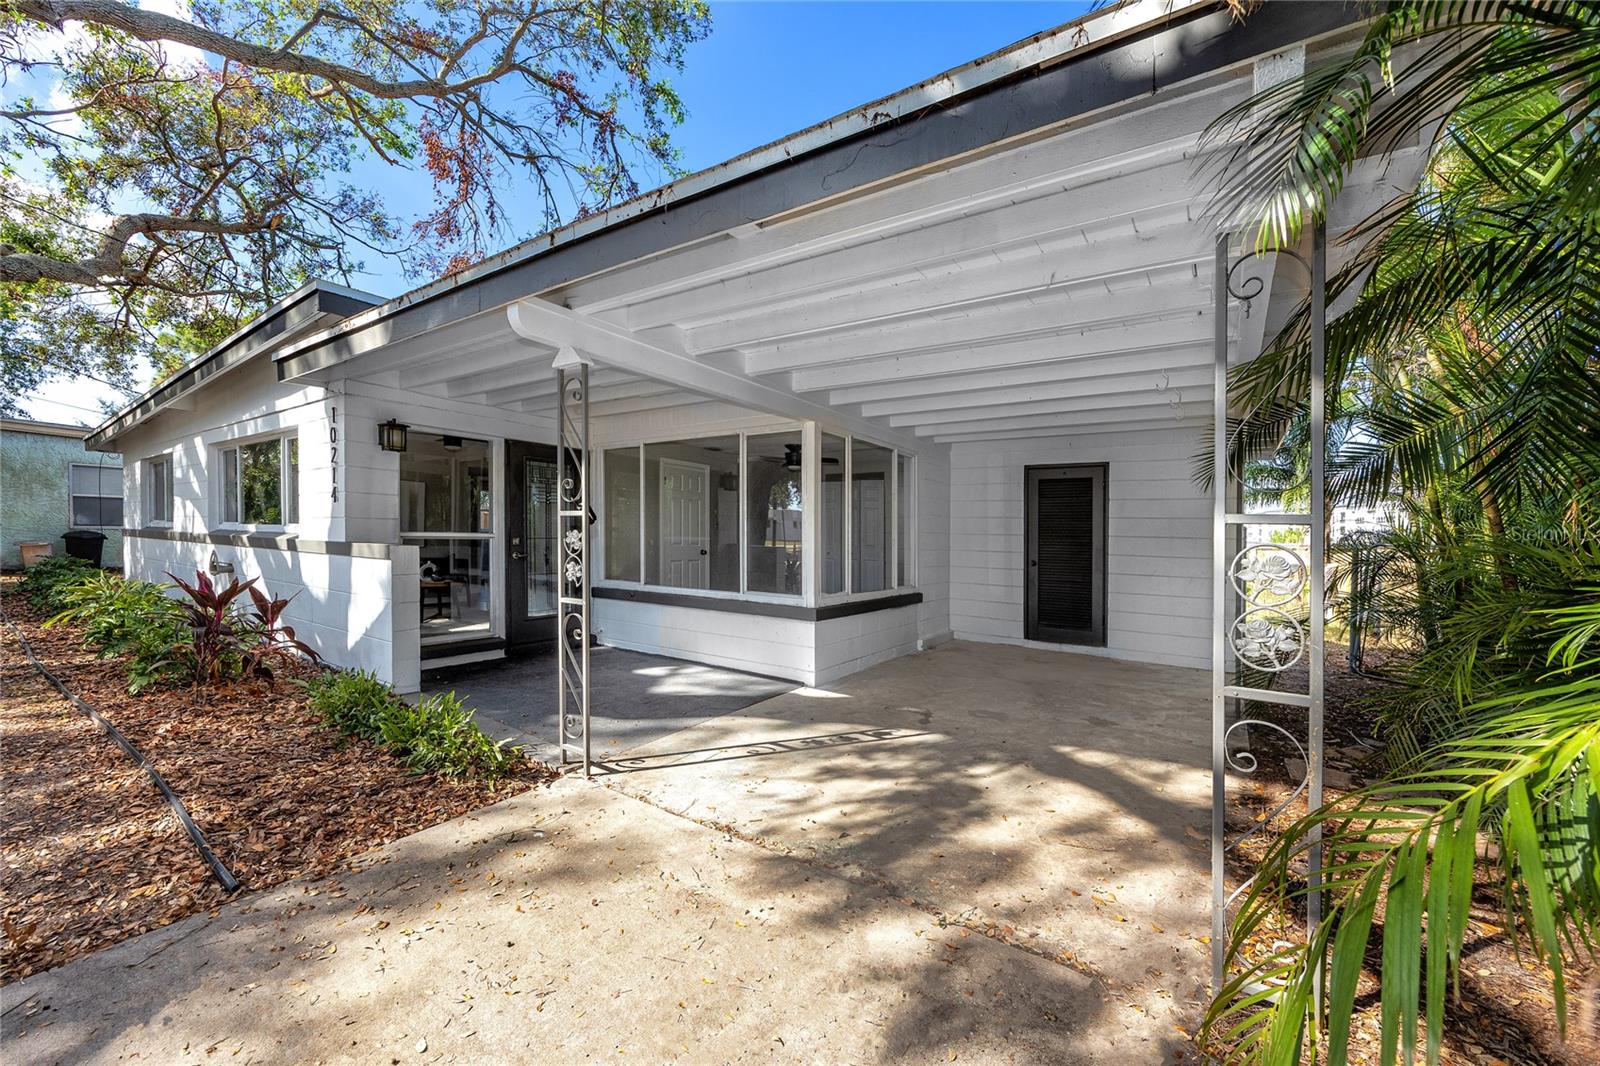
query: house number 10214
[{"left": 329, "top": 405, "right": 339, "bottom": 503}]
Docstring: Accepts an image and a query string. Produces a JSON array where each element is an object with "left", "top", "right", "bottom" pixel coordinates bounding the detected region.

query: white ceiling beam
[
  {"left": 398, "top": 346, "right": 541, "bottom": 389},
  {"left": 915, "top": 402, "right": 1209, "bottom": 437},
  {"left": 444, "top": 364, "right": 634, "bottom": 400},
  {"left": 931, "top": 418, "right": 1208, "bottom": 445},
  {"left": 859, "top": 363, "right": 1214, "bottom": 419},
  {"left": 470, "top": 375, "right": 666, "bottom": 410},
  {"left": 587, "top": 391, "right": 710, "bottom": 419},
  {"left": 506, "top": 299, "right": 924, "bottom": 453},
  {"left": 888, "top": 387, "right": 1203, "bottom": 428},
  {"left": 619, "top": 180, "right": 1199, "bottom": 331},
  {"left": 789, "top": 315, "right": 1218, "bottom": 392},
  {"left": 560, "top": 111, "right": 1220, "bottom": 315},
  {"left": 684, "top": 228, "right": 1213, "bottom": 354},
  {"left": 826, "top": 345, "right": 1213, "bottom": 406},
  {"left": 745, "top": 272, "right": 1208, "bottom": 375}
]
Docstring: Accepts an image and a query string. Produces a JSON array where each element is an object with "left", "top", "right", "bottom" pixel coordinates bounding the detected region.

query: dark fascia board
[
  {"left": 85, "top": 281, "right": 383, "bottom": 451},
  {"left": 275, "top": 1, "right": 1363, "bottom": 381},
  {"left": 594, "top": 585, "right": 922, "bottom": 622}
]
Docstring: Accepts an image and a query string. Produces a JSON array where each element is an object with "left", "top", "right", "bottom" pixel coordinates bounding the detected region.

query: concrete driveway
[
  {"left": 2, "top": 641, "right": 1211, "bottom": 1064},
  {"left": 600, "top": 640, "right": 1216, "bottom": 1045}
]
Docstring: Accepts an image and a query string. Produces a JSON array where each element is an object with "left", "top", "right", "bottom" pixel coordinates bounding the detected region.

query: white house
[{"left": 87, "top": 1, "right": 1400, "bottom": 700}]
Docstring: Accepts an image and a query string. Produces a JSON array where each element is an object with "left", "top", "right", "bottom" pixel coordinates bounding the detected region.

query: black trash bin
[{"left": 61, "top": 529, "right": 108, "bottom": 567}]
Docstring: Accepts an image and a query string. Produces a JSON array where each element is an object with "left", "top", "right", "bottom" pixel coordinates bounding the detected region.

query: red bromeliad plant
[{"left": 165, "top": 571, "right": 320, "bottom": 688}]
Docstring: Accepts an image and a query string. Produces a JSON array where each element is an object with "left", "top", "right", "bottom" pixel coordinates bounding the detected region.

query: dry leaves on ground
[{"left": 0, "top": 578, "right": 554, "bottom": 983}]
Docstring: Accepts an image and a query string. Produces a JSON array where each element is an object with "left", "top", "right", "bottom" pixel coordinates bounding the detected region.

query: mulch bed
[
  {"left": 1218, "top": 651, "right": 1597, "bottom": 1065},
  {"left": 0, "top": 576, "right": 555, "bottom": 984}
]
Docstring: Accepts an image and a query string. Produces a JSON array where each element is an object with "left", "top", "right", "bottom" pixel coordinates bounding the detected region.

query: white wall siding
[
  {"left": 948, "top": 424, "right": 1210, "bottom": 670},
  {"left": 593, "top": 598, "right": 816, "bottom": 683},
  {"left": 815, "top": 604, "right": 921, "bottom": 685}
]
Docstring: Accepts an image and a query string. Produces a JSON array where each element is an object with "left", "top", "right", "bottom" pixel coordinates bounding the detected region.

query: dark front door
[
  {"left": 1025, "top": 464, "right": 1107, "bottom": 646},
  {"left": 506, "top": 440, "right": 559, "bottom": 650}
]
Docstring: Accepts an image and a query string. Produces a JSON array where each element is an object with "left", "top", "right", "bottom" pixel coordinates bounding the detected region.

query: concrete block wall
[{"left": 126, "top": 535, "right": 420, "bottom": 690}]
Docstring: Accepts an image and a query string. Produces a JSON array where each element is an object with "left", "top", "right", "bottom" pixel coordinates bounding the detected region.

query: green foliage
[
  {"left": 302, "top": 668, "right": 395, "bottom": 737},
  {"left": 301, "top": 670, "right": 520, "bottom": 781},
  {"left": 17, "top": 555, "right": 94, "bottom": 612},
  {"left": 44, "top": 572, "right": 187, "bottom": 693},
  {"left": 1199, "top": 3, "right": 1600, "bottom": 1061},
  {"left": 1, "top": 0, "right": 712, "bottom": 412},
  {"left": 1207, "top": 598, "right": 1600, "bottom": 1066},
  {"left": 377, "top": 691, "right": 520, "bottom": 781}
]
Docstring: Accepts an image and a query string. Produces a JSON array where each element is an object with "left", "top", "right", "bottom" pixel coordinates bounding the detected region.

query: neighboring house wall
[
  {"left": 1, "top": 424, "right": 123, "bottom": 569},
  {"left": 948, "top": 424, "right": 1210, "bottom": 671}
]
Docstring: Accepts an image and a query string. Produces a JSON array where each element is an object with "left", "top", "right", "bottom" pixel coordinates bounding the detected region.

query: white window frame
[
  {"left": 68, "top": 463, "right": 124, "bottom": 529},
  {"left": 144, "top": 455, "right": 174, "bottom": 527},
  {"left": 218, "top": 433, "right": 298, "bottom": 530},
  {"left": 594, "top": 422, "right": 917, "bottom": 608},
  {"left": 396, "top": 429, "right": 503, "bottom": 646}
]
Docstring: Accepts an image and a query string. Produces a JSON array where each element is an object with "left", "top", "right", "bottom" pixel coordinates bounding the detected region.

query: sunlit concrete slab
[{"left": 601, "top": 640, "right": 1215, "bottom": 1046}]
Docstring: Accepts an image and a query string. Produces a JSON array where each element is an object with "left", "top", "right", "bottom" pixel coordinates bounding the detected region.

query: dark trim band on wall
[
  {"left": 593, "top": 585, "right": 921, "bottom": 622},
  {"left": 124, "top": 527, "right": 393, "bottom": 560}
]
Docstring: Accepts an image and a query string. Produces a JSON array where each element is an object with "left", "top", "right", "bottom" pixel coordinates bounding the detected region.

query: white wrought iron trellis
[
  {"left": 1211, "top": 224, "right": 1326, "bottom": 994},
  {"left": 556, "top": 360, "right": 592, "bottom": 776}
]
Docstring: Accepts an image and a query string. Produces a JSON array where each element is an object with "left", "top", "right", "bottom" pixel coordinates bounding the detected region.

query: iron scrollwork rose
[{"left": 1230, "top": 607, "right": 1304, "bottom": 672}]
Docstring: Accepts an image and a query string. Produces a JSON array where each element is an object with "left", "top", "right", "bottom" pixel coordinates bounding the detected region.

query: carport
[{"left": 259, "top": 0, "right": 1412, "bottom": 1006}]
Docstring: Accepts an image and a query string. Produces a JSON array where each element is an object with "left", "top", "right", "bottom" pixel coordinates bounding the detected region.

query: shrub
[
  {"left": 378, "top": 692, "right": 521, "bottom": 780},
  {"left": 46, "top": 572, "right": 187, "bottom": 693},
  {"left": 303, "top": 668, "right": 395, "bottom": 736},
  {"left": 165, "top": 571, "right": 321, "bottom": 688},
  {"left": 301, "top": 670, "right": 520, "bottom": 781},
  {"left": 18, "top": 556, "right": 95, "bottom": 612}
]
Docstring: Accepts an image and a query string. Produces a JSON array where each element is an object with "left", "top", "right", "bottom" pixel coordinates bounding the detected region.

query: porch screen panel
[
  {"left": 745, "top": 432, "right": 802, "bottom": 596},
  {"left": 603, "top": 447, "right": 641, "bottom": 582},
  {"left": 851, "top": 440, "right": 892, "bottom": 593},
  {"left": 1025, "top": 466, "right": 1105, "bottom": 645},
  {"left": 820, "top": 433, "right": 846, "bottom": 594},
  {"left": 644, "top": 436, "right": 739, "bottom": 592}
]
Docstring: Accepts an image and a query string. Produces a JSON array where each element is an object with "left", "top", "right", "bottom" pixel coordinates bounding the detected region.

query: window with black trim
[{"left": 69, "top": 464, "right": 123, "bottom": 527}]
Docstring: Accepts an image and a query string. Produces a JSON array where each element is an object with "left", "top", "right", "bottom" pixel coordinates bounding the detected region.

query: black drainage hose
[{"left": 2, "top": 615, "right": 241, "bottom": 893}]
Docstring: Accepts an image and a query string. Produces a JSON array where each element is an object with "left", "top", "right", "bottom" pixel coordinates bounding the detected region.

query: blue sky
[
  {"left": 20, "top": 1, "right": 1094, "bottom": 424},
  {"left": 347, "top": 1, "right": 1095, "bottom": 294}
]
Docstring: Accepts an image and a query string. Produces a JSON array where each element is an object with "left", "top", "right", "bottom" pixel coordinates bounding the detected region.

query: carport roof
[{"left": 272, "top": 0, "right": 1362, "bottom": 385}]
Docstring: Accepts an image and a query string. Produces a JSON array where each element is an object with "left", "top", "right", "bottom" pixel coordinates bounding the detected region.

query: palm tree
[{"left": 1199, "top": 3, "right": 1600, "bottom": 1062}]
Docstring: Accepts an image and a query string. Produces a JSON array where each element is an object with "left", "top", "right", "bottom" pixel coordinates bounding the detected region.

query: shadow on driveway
[{"left": 422, "top": 645, "right": 795, "bottom": 762}]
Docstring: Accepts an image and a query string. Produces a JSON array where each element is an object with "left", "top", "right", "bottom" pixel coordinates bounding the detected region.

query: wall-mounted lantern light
[{"left": 378, "top": 419, "right": 409, "bottom": 453}]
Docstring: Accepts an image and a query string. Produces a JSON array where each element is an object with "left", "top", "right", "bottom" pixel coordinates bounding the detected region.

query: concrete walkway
[{"left": 2, "top": 642, "right": 1210, "bottom": 1064}]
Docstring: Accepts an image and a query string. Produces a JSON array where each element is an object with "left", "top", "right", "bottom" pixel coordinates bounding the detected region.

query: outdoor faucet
[{"left": 208, "top": 550, "right": 235, "bottom": 576}]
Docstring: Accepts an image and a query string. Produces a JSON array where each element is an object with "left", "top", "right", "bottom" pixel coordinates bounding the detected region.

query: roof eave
[{"left": 85, "top": 280, "right": 382, "bottom": 451}]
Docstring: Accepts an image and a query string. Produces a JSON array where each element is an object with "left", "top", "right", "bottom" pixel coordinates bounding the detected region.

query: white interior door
[
  {"left": 852, "top": 477, "right": 887, "bottom": 592},
  {"left": 659, "top": 458, "right": 710, "bottom": 588}
]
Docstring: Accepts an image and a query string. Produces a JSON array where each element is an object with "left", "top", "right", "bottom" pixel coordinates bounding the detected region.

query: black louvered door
[{"left": 1025, "top": 465, "right": 1106, "bottom": 645}]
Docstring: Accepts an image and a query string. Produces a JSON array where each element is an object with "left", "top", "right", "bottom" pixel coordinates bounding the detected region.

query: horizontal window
[
  {"left": 604, "top": 427, "right": 913, "bottom": 601},
  {"left": 69, "top": 464, "right": 123, "bottom": 527}
]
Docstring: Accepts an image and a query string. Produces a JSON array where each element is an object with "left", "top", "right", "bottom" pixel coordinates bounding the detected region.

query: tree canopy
[{"left": 0, "top": 0, "right": 710, "bottom": 413}]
